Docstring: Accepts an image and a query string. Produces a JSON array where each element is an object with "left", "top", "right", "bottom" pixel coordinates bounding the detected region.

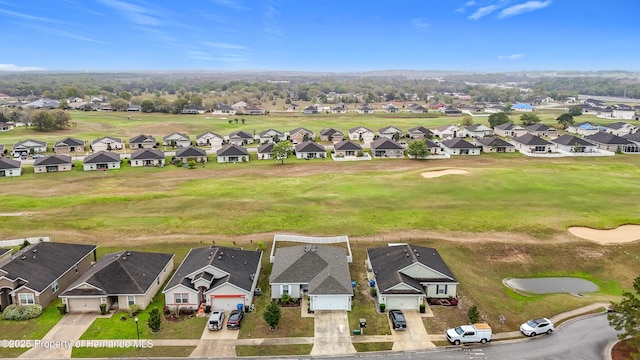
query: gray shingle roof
[
  {"left": 0, "top": 157, "right": 21, "bottom": 170},
  {"left": 551, "top": 134, "right": 594, "bottom": 147},
  {"left": 623, "top": 132, "right": 640, "bottom": 143},
  {"left": 367, "top": 245, "right": 457, "bottom": 295},
  {"left": 131, "top": 148, "right": 165, "bottom": 160},
  {"left": 477, "top": 136, "right": 514, "bottom": 147},
  {"left": 0, "top": 242, "right": 96, "bottom": 293},
  {"left": 442, "top": 138, "right": 476, "bottom": 149},
  {"left": 370, "top": 138, "right": 403, "bottom": 150},
  {"left": 333, "top": 140, "right": 363, "bottom": 151},
  {"left": 196, "top": 132, "right": 222, "bottom": 140},
  {"left": 270, "top": 245, "right": 352, "bottom": 295},
  {"left": 13, "top": 139, "right": 46, "bottom": 149},
  {"left": 295, "top": 141, "right": 326, "bottom": 153},
  {"left": 84, "top": 151, "right": 121, "bottom": 164},
  {"left": 54, "top": 137, "right": 84, "bottom": 148},
  {"left": 348, "top": 126, "right": 372, "bottom": 134},
  {"left": 425, "top": 139, "right": 440, "bottom": 148},
  {"left": 512, "top": 134, "right": 552, "bottom": 146},
  {"left": 91, "top": 137, "right": 122, "bottom": 145},
  {"left": 229, "top": 131, "right": 253, "bottom": 139},
  {"left": 494, "top": 123, "right": 520, "bottom": 130},
  {"left": 525, "top": 124, "right": 554, "bottom": 132},
  {"left": 585, "top": 132, "right": 631, "bottom": 145},
  {"left": 408, "top": 126, "right": 432, "bottom": 135},
  {"left": 61, "top": 251, "right": 173, "bottom": 296},
  {"left": 163, "top": 246, "right": 262, "bottom": 293},
  {"left": 320, "top": 128, "right": 343, "bottom": 137},
  {"left": 217, "top": 144, "right": 249, "bottom": 156},
  {"left": 34, "top": 154, "right": 72, "bottom": 166},
  {"left": 129, "top": 134, "right": 156, "bottom": 144},
  {"left": 163, "top": 132, "right": 189, "bottom": 141},
  {"left": 257, "top": 143, "right": 274, "bottom": 154},
  {"left": 175, "top": 146, "right": 207, "bottom": 158}
]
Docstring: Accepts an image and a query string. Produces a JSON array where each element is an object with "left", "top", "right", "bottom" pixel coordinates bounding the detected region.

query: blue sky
[{"left": 1, "top": 0, "right": 638, "bottom": 72}]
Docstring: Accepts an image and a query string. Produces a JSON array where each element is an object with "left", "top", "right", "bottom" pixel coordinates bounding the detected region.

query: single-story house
[
  {"left": 0, "top": 242, "right": 97, "bottom": 311},
  {"left": 409, "top": 104, "right": 428, "bottom": 114},
  {"left": 259, "top": 129, "right": 284, "bottom": 144},
  {"left": 348, "top": 126, "right": 375, "bottom": 144},
  {"left": 33, "top": 154, "right": 73, "bottom": 173},
  {"left": 604, "top": 122, "right": 637, "bottom": 137},
  {"left": 181, "top": 105, "right": 206, "bottom": 114},
  {"left": 433, "top": 125, "right": 464, "bottom": 140},
  {"left": 357, "top": 104, "right": 374, "bottom": 114},
  {"left": 231, "top": 101, "right": 248, "bottom": 111},
  {"left": 425, "top": 139, "right": 444, "bottom": 155},
  {"left": 257, "top": 143, "right": 274, "bottom": 160},
  {"left": 585, "top": 132, "right": 639, "bottom": 153},
  {"left": 303, "top": 105, "right": 319, "bottom": 115},
  {"left": 11, "top": 139, "right": 47, "bottom": 157},
  {"left": 493, "top": 123, "right": 527, "bottom": 138},
  {"left": 370, "top": 138, "right": 404, "bottom": 158},
  {"left": 270, "top": 245, "right": 353, "bottom": 311},
  {"left": 295, "top": 141, "right": 326, "bottom": 159},
  {"left": 0, "top": 122, "right": 14, "bottom": 132},
  {"left": 242, "top": 105, "right": 266, "bottom": 115},
  {"left": 83, "top": 151, "right": 122, "bottom": 171},
  {"left": 384, "top": 104, "right": 400, "bottom": 113},
  {"left": 288, "top": 128, "right": 315, "bottom": 144},
  {"left": 53, "top": 137, "right": 85, "bottom": 155},
  {"left": 551, "top": 134, "right": 598, "bottom": 153},
  {"left": 212, "top": 103, "right": 236, "bottom": 116},
  {"left": 228, "top": 131, "right": 254, "bottom": 146},
  {"left": 130, "top": 148, "right": 165, "bottom": 167},
  {"left": 162, "top": 246, "right": 262, "bottom": 311},
  {"left": 566, "top": 122, "right": 606, "bottom": 136},
  {"left": 129, "top": 135, "right": 156, "bottom": 150},
  {"left": 612, "top": 109, "right": 636, "bottom": 120},
  {"left": 163, "top": 133, "right": 191, "bottom": 148},
  {"left": 525, "top": 124, "right": 559, "bottom": 138},
  {"left": 465, "top": 124, "right": 493, "bottom": 139},
  {"left": 623, "top": 132, "right": 640, "bottom": 146},
  {"left": 441, "top": 107, "right": 462, "bottom": 116},
  {"left": 366, "top": 244, "right": 458, "bottom": 310},
  {"left": 60, "top": 251, "right": 174, "bottom": 313},
  {"left": 125, "top": 105, "right": 141, "bottom": 112},
  {"left": 0, "top": 157, "right": 21, "bottom": 177},
  {"left": 441, "top": 138, "right": 480, "bottom": 155},
  {"left": 319, "top": 128, "right": 344, "bottom": 143},
  {"left": 511, "top": 103, "right": 535, "bottom": 112},
  {"left": 331, "top": 103, "right": 348, "bottom": 114},
  {"left": 216, "top": 144, "right": 250, "bottom": 163},
  {"left": 333, "top": 140, "right": 363, "bottom": 157},
  {"left": 407, "top": 126, "right": 433, "bottom": 139},
  {"left": 175, "top": 146, "right": 208, "bottom": 163},
  {"left": 378, "top": 126, "right": 404, "bottom": 140},
  {"left": 477, "top": 136, "right": 515, "bottom": 153},
  {"left": 91, "top": 137, "right": 124, "bottom": 152},
  {"left": 511, "top": 134, "right": 554, "bottom": 153},
  {"left": 196, "top": 132, "right": 224, "bottom": 148}
]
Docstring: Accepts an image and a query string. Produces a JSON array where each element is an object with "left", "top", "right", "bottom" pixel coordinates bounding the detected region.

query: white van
[{"left": 208, "top": 310, "right": 225, "bottom": 331}]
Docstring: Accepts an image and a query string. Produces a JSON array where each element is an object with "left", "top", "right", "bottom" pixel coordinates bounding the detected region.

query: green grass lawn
[
  {"left": 71, "top": 345, "right": 195, "bottom": 358},
  {"left": 0, "top": 299, "right": 64, "bottom": 339},
  {"left": 236, "top": 344, "right": 313, "bottom": 356},
  {"left": 352, "top": 342, "right": 394, "bottom": 352}
]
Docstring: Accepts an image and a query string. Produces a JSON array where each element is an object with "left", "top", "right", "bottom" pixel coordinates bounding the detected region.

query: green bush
[
  {"left": 3, "top": 304, "right": 43, "bottom": 320},
  {"left": 419, "top": 304, "right": 426, "bottom": 313},
  {"left": 128, "top": 304, "right": 140, "bottom": 317},
  {"left": 370, "top": 288, "right": 377, "bottom": 297},
  {"left": 58, "top": 304, "right": 67, "bottom": 315},
  {"left": 280, "top": 294, "right": 291, "bottom": 304},
  {"left": 467, "top": 305, "right": 480, "bottom": 323},
  {"left": 148, "top": 307, "right": 161, "bottom": 333},
  {"left": 99, "top": 303, "right": 107, "bottom": 315}
]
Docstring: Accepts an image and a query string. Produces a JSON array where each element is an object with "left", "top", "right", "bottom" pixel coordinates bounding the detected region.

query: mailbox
[{"left": 359, "top": 318, "right": 367, "bottom": 328}]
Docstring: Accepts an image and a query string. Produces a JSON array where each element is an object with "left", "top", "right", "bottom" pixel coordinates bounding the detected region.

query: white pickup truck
[{"left": 446, "top": 323, "right": 492, "bottom": 345}]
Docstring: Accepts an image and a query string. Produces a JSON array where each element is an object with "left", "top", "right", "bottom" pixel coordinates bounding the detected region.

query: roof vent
[
  {"left": 244, "top": 261, "right": 247, "bottom": 265},
  {"left": 405, "top": 253, "right": 410, "bottom": 257},
  {"left": 207, "top": 256, "right": 211, "bottom": 260},
  {"left": 122, "top": 256, "right": 127, "bottom": 260},
  {"left": 21, "top": 256, "right": 27, "bottom": 260},
  {"left": 32, "top": 249, "right": 38, "bottom": 253},
  {"left": 218, "top": 255, "right": 222, "bottom": 260},
  {"left": 250, "top": 273, "right": 255, "bottom": 280},
  {"left": 416, "top": 253, "right": 420, "bottom": 257},
  {"left": 127, "top": 252, "right": 131, "bottom": 256}
]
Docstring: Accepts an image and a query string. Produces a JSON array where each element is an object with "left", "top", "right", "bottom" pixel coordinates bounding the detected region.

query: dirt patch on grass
[
  {"left": 420, "top": 169, "right": 468, "bottom": 178},
  {"left": 568, "top": 225, "right": 640, "bottom": 244},
  {"left": 486, "top": 249, "right": 533, "bottom": 263},
  {"left": 0, "top": 212, "right": 34, "bottom": 217}
]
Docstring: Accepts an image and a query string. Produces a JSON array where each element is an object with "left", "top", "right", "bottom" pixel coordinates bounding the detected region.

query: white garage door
[
  {"left": 384, "top": 296, "right": 418, "bottom": 310},
  {"left": 210, "top": 295, "right": 245, "bottom": 311},
  {"left": 67, "top": 297, "right": 102, "bottom": 313},
  {"left": 312, "top": 296, "right": 349, "bottom": 311}
]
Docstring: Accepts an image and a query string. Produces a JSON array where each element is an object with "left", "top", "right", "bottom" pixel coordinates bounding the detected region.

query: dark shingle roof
[
  {"left": 425, "top": 139, "right": 440, "bottom": 148},
  {"left": 333, "top": 140, "right": 363, "bottom": 151},
  {"left": 61, "top": 251, "right": 173, "bottom": 296},
  {"left": 163, "top": 246, "right": 262, "bottom": 293},
  {"left": 585, "top": 132, "right": 631, "bottom": 145},
  {"left": 295, "top": 141, "right": 326, "bottom": 153},
  {"left": 551, "top": 134, "right": 594, "bottom": 147},
  {"left": 54, "top": 137, "right": 84, "bottom": 148},
  {"left": 229, "top": 131, "right": 253, "bottom": 139},
  {"left": 129, "top": 134, "right": 156, "bottom": 144},
  {"left": 289, "top": 127, "right": 314, "bottom": 136},
  {"left": 442, "top": 138, "right": 476, "bottom": 149},
  {"left": 91, "top": 137, "right": 122, "bottom": 145},
  {"left": 270, "top": 245, "right": 352, "bottom": 295},
  {"left": 84, "top": 151, "right": 121, "bottom": 164},
  {"left": 175, "top": 146, "right": 207, "bottom": 158},
  {"left": 494, "top": 123, "right": 520, "bottom": 130},
  {"left": 367, "top": 244, "right": 457, "bottom": 295},
  {"left": 0, "top": 157, "right": 21, "bottom": 170},
  {"left": 477, "top": 136, "right": 514, "bottom": 147},
  {"left": 320, "top": 128, "right": 342, "bottom": 137},
  {"left": 217, "top": 144, "right": 249, "bottom": 156},
  {"left": 34, "top": 154, "right": 72, "bottom": 166},
  {"left": 605, "top": 122, "right": 632, "bottom": 130},
  {"left": 0, "top": 242, "right": 96, "bottom": 293},
  {"left": 512, "top": 134, "right": 552, "bottom": 146},
  {"left": 408, "top": 126, "right": 432, "bottom": 135},
  {"left": 196, "top": 132, "right": 222, "bottom": 140},
  {"left": 623, "top": 132, "right": 640, "bottom": 143},
  {"left": 348, "top": 126, "right": 373, "bottom": 134},
  {"left": 257, "top": 143, "right": 274, "bottom": 154},
  {"left": 131, "top": 148, "right": 165, "bottom": 160},
  {"left": 370, "top": 138, "right": 403, "bottom": 150},
  {"left": 526, "top": 124, "right": 555, "bottom": 132},
  {"left": 259, "top": 129, "right": 283, "bottom": 138}
]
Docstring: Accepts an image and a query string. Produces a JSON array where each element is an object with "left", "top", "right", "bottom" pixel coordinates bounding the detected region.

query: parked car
[
  {"left": 520, "top": 318, "right": 554, "bottom": 337},
  {"left": 31, "top": 154, "right": 43, "bottom": 159},
  {"left": 389, "top": 310, "right": 407, "bottom": 330},
  {"left": 446, "top": 323, "right": 492, "bottom": 345},
  {"left": 207, "top": 310, "right": 225, "bottom": 331},
  {"left": 226, "top": 310, "right": 244, "bottom": 329}
]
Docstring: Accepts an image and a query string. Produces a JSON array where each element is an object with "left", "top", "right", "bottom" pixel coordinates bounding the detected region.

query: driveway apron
[
  {"left": 20, "top": 313, "right": 97, "bottom": 359},
  {"left": 310, "top": 310, "right": 356, "bottom": 355},
  {"left": 390, "top": 310, "right": 435, "bottom": 351}
]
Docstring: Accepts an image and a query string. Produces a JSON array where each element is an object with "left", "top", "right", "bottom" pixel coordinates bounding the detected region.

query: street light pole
[{"left": 134, "top": 317, "right": 140, "bottom": 342}]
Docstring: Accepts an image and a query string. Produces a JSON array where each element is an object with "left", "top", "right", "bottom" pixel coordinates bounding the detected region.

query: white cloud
[
  {"left": 498, "top": 0, "right": 552, "bottom": 19},
  {"left": 98, "top": 0, "right": 162, "bottom": 26},
  {"left": 411, "top": 18, "right": 430, "bottom": 28},
  {"left": 498, "top": 53, "right": 525, "bottom": 60},
  {"left": 202, "top": 42, "right": 247, "bottom": 50},
  {"left": 212, "top": 0, "right": 248, "bottom": 11},
  {"left": 455, "top": 0, "right": 476, "bottom": 13},
  {"left": 0, "top": 64, "right": 44, "bottom": 71},
  {"left": 468, "top": 4, "right": 500, "bottom": 20},
  {"left": 0, "top": 9, "right": 64, "bottom": 24}
]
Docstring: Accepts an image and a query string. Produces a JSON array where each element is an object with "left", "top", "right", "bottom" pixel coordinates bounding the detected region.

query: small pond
[{"left": 505, "top": 277, "right": 599, "bottom": 294}]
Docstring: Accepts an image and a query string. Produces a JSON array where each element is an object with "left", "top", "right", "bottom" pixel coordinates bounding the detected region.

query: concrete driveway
[
  {"left": 390, "top": 310, "right": 435, "bottom": 351},
  {"left": 20, "top": 313, "right": 97, "bottom": 359},
  {"left": 190, "top": 316, "right": 239, "bottom": 358},
  {"left": 310, "top": 310, "right": 356, "bottom": 356}
]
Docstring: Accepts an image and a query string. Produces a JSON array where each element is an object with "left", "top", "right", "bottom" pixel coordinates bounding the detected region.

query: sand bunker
[
  {"left": 568, "top": 225, "right": 640, "bottom": 244},
  {"left": 421, "top": 169, "right": 469, "bottom": 179}
]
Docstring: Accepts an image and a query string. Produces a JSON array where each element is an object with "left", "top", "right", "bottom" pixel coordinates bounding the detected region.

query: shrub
[
  {"left": 467, "top": 305, "right": 480, "bottom": 323},
  {"left": 148, "top": 307, "right": 161, "bottom": 333},
  {"left": 205, "top": 305, "right": 211, "bottom": 313},
  {"left": 128, "top": 304, "right": 140, "bottom": 317},
  {"left": 58, "top": 304, "right": 67, "bottom": 315},
  {"left": 280, "top": 294, "right": 291, "bottom": 304},
  {"left": 379, "top": 303, "right": 386, "bottom": 313},
  {"left": 3, "top": 304, "right": 43, "bottom": 320},
  {"left": 20, "top": 240, "right": 30, "bottom": 250},
  {"left": 100, "top": 303, "right": 107, "bottom": 315},
  {"left": 179, "top": 308, "right": 195, "bottom": 316},
  {"left": 370, "top": 288, "right": 377, "bottom": 297},
  {"left": 419, "top": 304, "right": 426, "bottom": 313},
  {"left": 263, "top": 300, "right": 281, "bottom": 328}
]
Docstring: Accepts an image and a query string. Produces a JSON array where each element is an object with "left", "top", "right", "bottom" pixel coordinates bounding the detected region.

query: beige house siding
[{"left": 34, "top": 164, "right": 72, "bottom": 173}]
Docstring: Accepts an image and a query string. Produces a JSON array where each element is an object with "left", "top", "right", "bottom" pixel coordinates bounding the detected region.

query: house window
[
  {"left": 52, "top": 280, "right": 59, "bottom": 293},
  {"left": 281, "top": 285, "right": 289, "bottom": 296},
  {"left": 436, "top": 285, "right": 448, "bottom": 295},
  {"left": 127, "top": 296, "right": 135, "bottom": 306},
  {"left": 19, "top": 293, "right": 35, "bottom": 305},
  {"left": 175, "top": 293, "right": 189, "bottom": 304},
  {"left": 75, "top": 266, "right": 78, "bottom": 273}
]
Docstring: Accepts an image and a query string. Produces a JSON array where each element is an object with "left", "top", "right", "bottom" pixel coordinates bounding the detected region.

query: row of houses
[{"left": 0, "top": 238, "right": 456, "bottom": 314}]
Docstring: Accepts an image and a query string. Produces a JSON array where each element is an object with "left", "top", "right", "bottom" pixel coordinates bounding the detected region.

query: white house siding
[
  {"left": 379, "top": 295, "right": 423, "bottom": 310},
  {"left": 217, "top": 155, "right": 249, "bottom": 163},
  {"left": 66, "top": 297, "right": 102, "bottom": 313},
  {"left": 310, "top": 295, "right": 351, "bottom": 311},
  {"left": 425, "top": 283, "right": 457, "bottom": 298},
  {"left": 34, "top": 164, "right": 72, "bottom": 173},
  {"left": 554, "top": 144, "right": 598, "bottom": 153},
  {"left": 270, "top": 283, "right": 302, "bottom": 299},
  {"left": 92, "top": 143, "right": 123, "bottom": 152},
  {"left": 164, "top": 285, "right": 199, "bottom": 311},
  {"left": 131, "top": 159, "right": 164, "bottom": 167},
  {"left": 207, "top": 283, "right": 253, "bottom": 311},
  {"left": 0, "top": 168, "right": 21, "bottom": 177},
  {"left": 83, "top": 162, "right": 121, "bottom": 171}
]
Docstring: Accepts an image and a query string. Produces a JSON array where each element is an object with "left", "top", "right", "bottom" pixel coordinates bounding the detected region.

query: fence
[{"left": 0, "top": 236, "right": 50, "bottom": 247}]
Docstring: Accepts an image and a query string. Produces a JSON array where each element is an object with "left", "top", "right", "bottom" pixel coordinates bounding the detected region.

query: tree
[
  {"left": 568, "top": 106, "right": 583, "bottom": 116},
  {"left": 556, "top": 113, "right": 574, "bottom": 129},
  {"left": 57, "top": 99, "right": 69, "bottom": 110},
  {"left": 520, "top": 113, "right": 541, "bottom": 126},
  {"left": 488, "top": 112, "right": 510, "bottom": 128},
  {"left": 110, "top": 98, "right": 129, "bottom": 111},
  {"left": 141, "top": 99, "right": 155, "bottom": 113},
  {"left": 148, "top": 307, "right": 161, "bottom": 333},
  {"left": 467, "top": 305, "right": 480, "bottom": 324},
  {"left": 50, "top": 109, "right": 72, "bottom": 130},
  {"left": 502, "top": 102, "right": 513, "bottom": 113},
  {"left": 272, "top": 141, "right": 293, "bottom": 165},
  {"left": 461, "top": 114, "right": 473, "bottom": 126},
  {"left": 407, "top": 140, "right": 428, "bottom": 159},
  {"left": 119, "top": 91, "right": 132, "bottom": 101},
  {"left": 30, "top": 110, "right": 56, "bottom": 132},
  {"left": 263, "top": 300, "right": 281, "bottom": 329},
  {"left": 609, "top": 276, "right": 640, "bottom": 359}
]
